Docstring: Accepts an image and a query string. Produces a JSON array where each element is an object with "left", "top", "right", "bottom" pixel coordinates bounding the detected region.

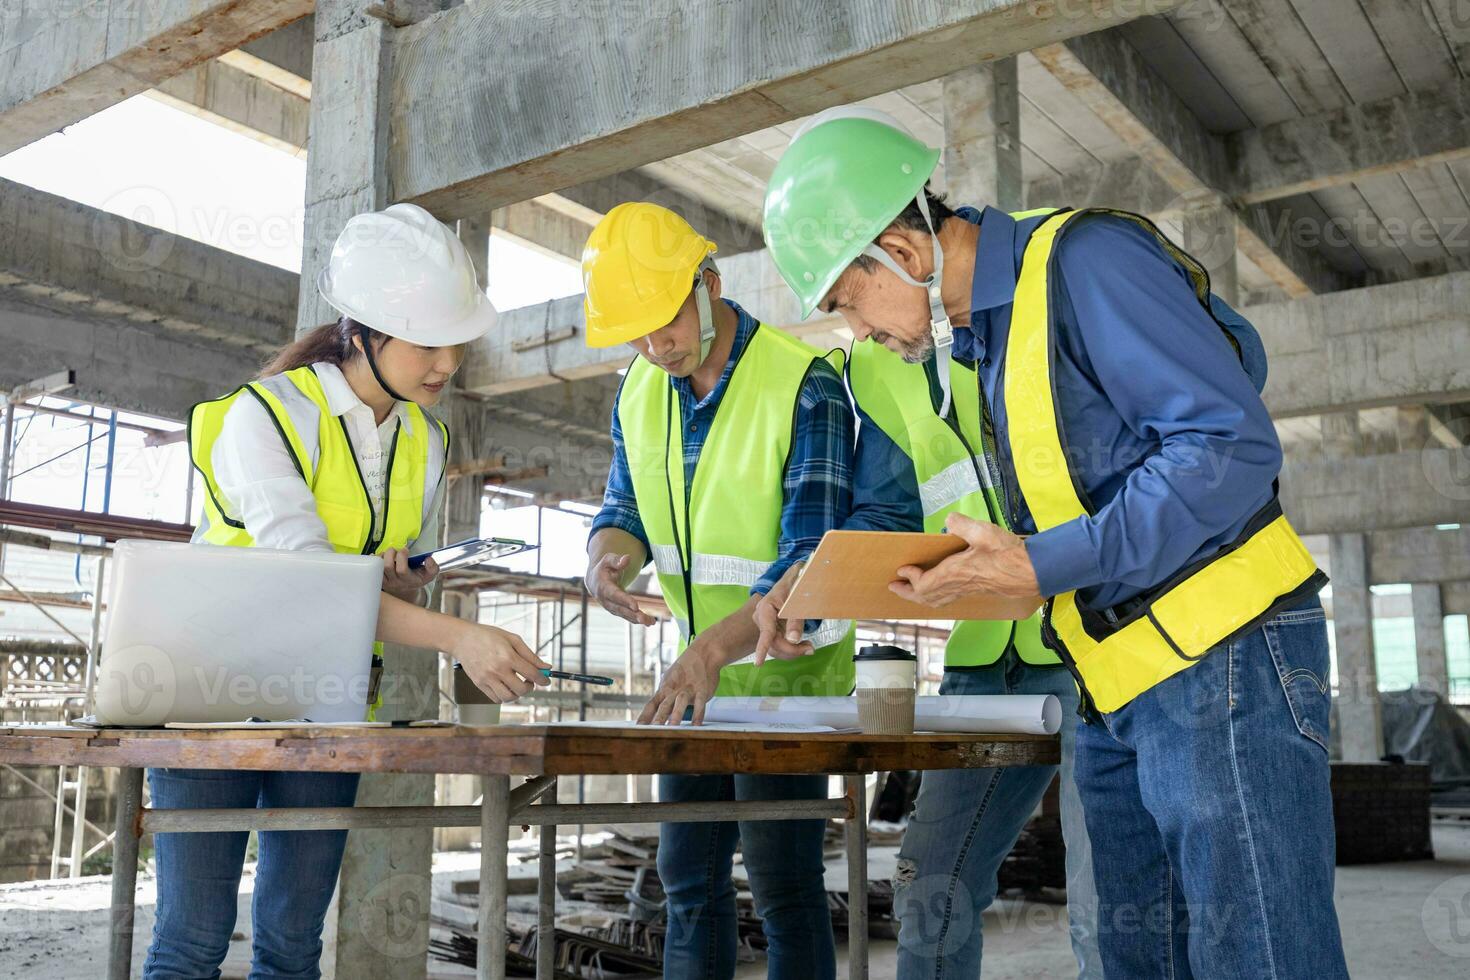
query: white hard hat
[{"left": 317, "top": 203, "right": 498, "bottom": 347}]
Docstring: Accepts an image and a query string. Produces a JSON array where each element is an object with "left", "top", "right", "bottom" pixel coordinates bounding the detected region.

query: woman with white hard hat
[{"left": 145, "top": 204, "right": 550, "bottom": 979}]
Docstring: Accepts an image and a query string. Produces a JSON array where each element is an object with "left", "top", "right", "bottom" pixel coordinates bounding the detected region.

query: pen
[{"left": 541, "top": 668, "right": 615, "bottom": 686}]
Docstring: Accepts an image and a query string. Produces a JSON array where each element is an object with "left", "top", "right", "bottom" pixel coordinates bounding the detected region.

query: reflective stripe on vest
[
  {"left": 652, "top": 544, "right": 777, "bottom": 590},
  {"left": 187, "top": 364, "right": 450, "bottom": 719},
  {"left": 846, "top": 338, "right": 1055, "bottom": 668},
  {"left": 1003, "top": 209, "right": 1324, "bottom": 715},
  {"left": 619, "top": 324, "right": 856, "bottom": 697}
]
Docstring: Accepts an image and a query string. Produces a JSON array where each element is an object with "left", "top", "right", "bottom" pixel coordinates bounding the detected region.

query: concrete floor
[{"left": 1, "top": 823, "right": 1467, "bottom": 978}]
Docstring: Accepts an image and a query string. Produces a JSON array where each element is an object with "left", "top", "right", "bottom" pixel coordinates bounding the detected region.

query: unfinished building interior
[{"left": 2, "top": 1, "right": 1470, "bottom": 978}]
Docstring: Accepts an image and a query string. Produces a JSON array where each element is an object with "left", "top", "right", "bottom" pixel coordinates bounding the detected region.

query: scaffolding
[{"left": 0, "top": 381, "right": 965, "bottom": 887}]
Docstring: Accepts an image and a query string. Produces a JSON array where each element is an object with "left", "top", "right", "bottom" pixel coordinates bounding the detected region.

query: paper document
[{"left": 701, "top": 695, "right": 1061, "bottom": 735}]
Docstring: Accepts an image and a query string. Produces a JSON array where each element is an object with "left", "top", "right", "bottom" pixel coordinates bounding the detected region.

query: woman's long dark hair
[{"left": 258, "top": 316, "right": 386, "bottom": 379}]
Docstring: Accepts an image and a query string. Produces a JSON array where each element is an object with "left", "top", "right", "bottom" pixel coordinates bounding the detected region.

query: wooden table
[{"left": 0, "top": 723, "right": 1058, "bottom": 980}]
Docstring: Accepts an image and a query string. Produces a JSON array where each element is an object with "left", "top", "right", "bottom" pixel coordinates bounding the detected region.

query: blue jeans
[
  {"left": 656, "top": 772, "right": 834, "bottom": 980},
  {"left": 894, "top": 656, "right": 1102, "bottom": 979},
  {"left": 1074, "top": 599, "right": 1348, "bottom": 978},
  {"left": 143, "top": 768, "right": 361, "bottom": 980}
]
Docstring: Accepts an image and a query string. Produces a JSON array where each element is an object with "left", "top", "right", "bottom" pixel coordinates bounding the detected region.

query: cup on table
[
  {"left": 853, "top": 644, "right": 917, "bottom": 735},
  {"left": 453, "top": 662, "right": 502, "bottom": 726}
]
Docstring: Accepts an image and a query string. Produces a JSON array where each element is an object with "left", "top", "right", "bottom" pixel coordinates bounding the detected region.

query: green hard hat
[{"left": 763, "top": 107, "right": 942, "bottom": 318}]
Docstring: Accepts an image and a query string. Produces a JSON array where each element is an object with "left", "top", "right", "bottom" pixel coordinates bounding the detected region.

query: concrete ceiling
[{"left": 6, "top": 3, "right": 1470, "bottom": 501}]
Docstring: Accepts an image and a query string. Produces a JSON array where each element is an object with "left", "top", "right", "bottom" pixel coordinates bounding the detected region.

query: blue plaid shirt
[{"left": 591, "top": 300, "right": 854, "bottom": 596}]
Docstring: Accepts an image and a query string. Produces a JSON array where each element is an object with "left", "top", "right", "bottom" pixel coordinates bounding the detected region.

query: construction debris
[{"left": 432, "top": 825, "right": 900, "bottom": 977}]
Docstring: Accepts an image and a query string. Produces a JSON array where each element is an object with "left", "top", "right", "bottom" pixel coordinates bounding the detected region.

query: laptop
[{"left": 93, "top": 540, "right": 383, "bottom": 726}]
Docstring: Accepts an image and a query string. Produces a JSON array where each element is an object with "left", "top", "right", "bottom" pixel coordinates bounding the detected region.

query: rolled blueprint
[{"left": 702, "top": 694, "right": 1061, "bottom": 735}]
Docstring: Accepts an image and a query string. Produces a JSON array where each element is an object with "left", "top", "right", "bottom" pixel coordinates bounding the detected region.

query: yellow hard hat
[{"left": 581, "top": 202, "right": 718, "bottom": 348}]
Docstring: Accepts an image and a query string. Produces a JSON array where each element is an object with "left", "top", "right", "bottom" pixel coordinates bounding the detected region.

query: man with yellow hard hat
[{"left": 581, "top": 202, "right": 856, "bottom": 980}]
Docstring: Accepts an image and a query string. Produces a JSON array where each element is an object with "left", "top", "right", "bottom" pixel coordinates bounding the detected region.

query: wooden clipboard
[{"left": 776, "top": 530, "right": 1044, "bottom": 622}]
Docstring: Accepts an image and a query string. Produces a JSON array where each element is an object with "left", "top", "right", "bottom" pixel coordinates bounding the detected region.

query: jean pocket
[{"left": 1263, "top": 609, "right": 1331, "bottom": 753}]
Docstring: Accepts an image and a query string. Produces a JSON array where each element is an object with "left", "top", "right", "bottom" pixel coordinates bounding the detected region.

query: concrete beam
[
  {"left": 1032, "top": 77, "right": 1470, "bottom": 220},
  {"left": 1446, "top": 580, "right": 1470, "bottom": 618},
  {"left": 491, "top": 201, "right": 588, "bottom": 264},
  {"left": 1231, "top": 78, "right": 1470, "bottom": 206},
  {"left": 386, "top": 0, "right": 1180, "bottom": 216},
  {"left": 1027, "top": 157, "right": 1180, "bottom": 215},
  {"left": 0, "top": 292, "right": 258, "bottom": 420},
  {"left": 1281, "top": 449, "right": 1470, "bottom": 535},
  {"left": 238, "top": 13, "right": 314, "bottom": 87},
  {"left": 147, "top": 57, "right": 309, "bottom": 157},
  {"left": 478, "top": 380, "right": 616, "bottom": 447},
  {"left": 1366, "top": 526, "right": 1470, "bottom": 586},
  {"left": 552, "top": 169, "right": 764, "bottom": 257},
  {"left": 0, "top": 1, "right": 313, "bottom": 155},
  {"left": 460, "top": 248, "right": 843, "bottom": 395},
  {"left": 0, "top": 178, "right": 296, "bottom": 356},
  {"left": 1032, "top": 32, "right": 1228, "bottom": 204},
  {"left": 471, "top": 261, "right": 1470, "bottom": 406},
  {"left": 1031, "top": 32, "right": 1345, "bottom": 297},
  {"left": 1256, "top": 272, "right": 1470, "bottom": 418}
]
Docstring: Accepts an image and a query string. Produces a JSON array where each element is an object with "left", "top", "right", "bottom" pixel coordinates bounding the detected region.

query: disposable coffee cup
[
  {"left": 853, "top": 644, "right": 917, "bottom": 735},
  {"left": 453, "top": 662, "right": 501, "bottom": 726}
]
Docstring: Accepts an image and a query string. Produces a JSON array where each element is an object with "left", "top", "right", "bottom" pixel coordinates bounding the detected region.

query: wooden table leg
[
  {"left": 536, "top": 781, "right": 557, "bottom": 980},
  {"left": 108, "top": 767, "right": 143, "bottom": 980},
  {"left": 845, "top": 772, "right": 869, "bottom": 980},
  {"left": 478, "top": 774, "right": 510, "bottom": 980}
]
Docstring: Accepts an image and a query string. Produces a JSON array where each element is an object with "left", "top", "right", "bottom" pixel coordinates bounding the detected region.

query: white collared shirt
[{"left": 209, "top": 361, "right": 443, "bottom": 556}]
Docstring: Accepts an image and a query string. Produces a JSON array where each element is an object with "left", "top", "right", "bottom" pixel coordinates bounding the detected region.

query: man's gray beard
[{"left": 899, "top": 332, "right": 935, "bottom": 365}]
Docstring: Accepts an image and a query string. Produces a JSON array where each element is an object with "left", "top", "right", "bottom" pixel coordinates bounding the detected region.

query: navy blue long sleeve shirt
[{"left": 846, "top": 206, "right": 1283, "bottom": 612}]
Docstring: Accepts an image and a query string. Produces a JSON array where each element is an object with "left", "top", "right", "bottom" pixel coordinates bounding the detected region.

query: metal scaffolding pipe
[{"left": 140, "top": 796, "right": 853, "bottom": 833}]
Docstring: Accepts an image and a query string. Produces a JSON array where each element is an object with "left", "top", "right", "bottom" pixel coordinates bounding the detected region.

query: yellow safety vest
[
  {"left": 1003, "top": 209, "right": 1325, "bottom": 715},
  {"left": 187, "top": 364, "right": 450, "bottom": 718},
  {"left": 618, "top": 324, "right": 856, "bottom": 697},
  {"left": 846, "top": 341, "right": 1055, "bottom": 668}
]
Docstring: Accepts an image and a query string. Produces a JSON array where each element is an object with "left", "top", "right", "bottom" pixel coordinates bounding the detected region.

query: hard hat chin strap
[
  {"left": 694, "top": 257, "right": 720, "bottom": 366},
  {"left": 359, "top": 324, "right": 412, "bottom": 404},
  {"left": 860, "top": 192, "right": 955, "bottom": 417}
]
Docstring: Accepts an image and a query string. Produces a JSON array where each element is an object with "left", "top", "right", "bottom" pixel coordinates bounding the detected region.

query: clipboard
[{"left": 776, "top": 530, "right": 1044, "bottom": 622}]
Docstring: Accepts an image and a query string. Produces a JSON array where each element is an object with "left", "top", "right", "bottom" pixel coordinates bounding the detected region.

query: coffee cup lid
[{"left": 855, "top": 644, "right": 916, "bottom": 662}]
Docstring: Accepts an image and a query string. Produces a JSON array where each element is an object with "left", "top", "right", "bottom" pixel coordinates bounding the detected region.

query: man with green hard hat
[{"left": 754, "top": 106, "right": 1347, "bottom": 979}]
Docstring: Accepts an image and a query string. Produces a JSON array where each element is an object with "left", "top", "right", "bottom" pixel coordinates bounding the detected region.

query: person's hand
[
  {"left": 637, "top": 643, "right": 722, "bottom": 726},
  {"left": 585, "top": 553, "right": 655, "bottom": 626},
  {"left": 450, "top": 622, "right": 552, "bottom": 703},
  {"left": 890, "top": 513, "right": 1040, "bottom": 606},
  {"left": 381, "top": 547, "right": 435, "bottom": 603},
  {"left": 753, "top": 560, "right": 814, "bottom": 666}
]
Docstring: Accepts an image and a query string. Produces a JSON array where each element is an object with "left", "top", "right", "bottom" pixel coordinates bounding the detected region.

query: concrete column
[
  {"left": 1320, "top": 410, "right": 1361, "bottom": 459},
  {"left": 437, "top": 220, "right": 496, "bottom": 850},
  {"left": 1180, "top": 205, "right": 1239, "bottom": 307},
  {"left": 434, "top": 391, "right": 493, "bottom": 852},
  {"left": 1397, "top": 405, "right": 1432, "bottom": 452},
  {"left": 1331, "top": 532, "right": 1382, "bottom": 761},
  {"left": 942, "top": 58, "right": 1022, "bottom": 211},
  {"left": 457, "top": 214, "right": 494, "bottom": 289},
  {"left": 295, "top": 12, "right": 394, "bottom": 335},
  {"left": 1321, "top": 411, "right": 1382, "bottom": 760},
  {"left": 1412, "top": 583, "right": 1449, "bottom": 698},
  {"left": 299, "top": 6, "right": 448, "bottom": 977}
]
